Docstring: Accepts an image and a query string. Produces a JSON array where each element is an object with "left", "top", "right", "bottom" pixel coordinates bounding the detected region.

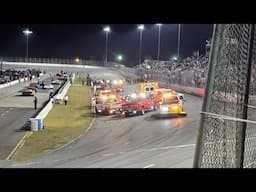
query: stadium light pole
[
  {"left": 156, "top": 24, "right": 162, "bottom": 65},
  {"left": 103, "top": 26, "right": 111, "bottom": 66},
  {"left": 0, "top": 57, "right": 2, "bottom": 72},
  {"left": 22, "top": 28, "right": 33, "bottom": 65},
  {"left": 138, "top": 24, "right": 144, "bottom": 65},
  {"left": 177, "top": 24, "right": 181, "bottom": 62}
]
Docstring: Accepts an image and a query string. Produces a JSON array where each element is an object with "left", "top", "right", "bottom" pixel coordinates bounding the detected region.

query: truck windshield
[{"left": 161, "top": 96, "right": 179, "bottom": 104}]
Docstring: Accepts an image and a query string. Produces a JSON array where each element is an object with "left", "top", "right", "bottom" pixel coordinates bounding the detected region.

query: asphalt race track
[
  {"left": 0, "top": 73, "right": 61, "bottom": 159},
  {"left": 2, "top": 64, "right": 202, "bottom": 168}
]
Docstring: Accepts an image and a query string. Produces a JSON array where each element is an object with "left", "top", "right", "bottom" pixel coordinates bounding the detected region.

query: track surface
[
  {"left": 2, "top": 64, "right": 202, "bottom": 167},
  {"left": 0, "top": 73, "right": 61, "bottom": 159}
]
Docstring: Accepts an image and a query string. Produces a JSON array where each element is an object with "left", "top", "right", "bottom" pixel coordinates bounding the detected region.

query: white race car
[
  {"left": 52, "top": 80, "right": 62, "bottom": 85},
  {"left": 43, "top": 84, "right": 54, "bottom": 89}
]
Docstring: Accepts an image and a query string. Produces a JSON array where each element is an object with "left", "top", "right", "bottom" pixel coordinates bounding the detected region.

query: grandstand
[{"left": 135, "top": 39, "right": 211, "bottom": 88}]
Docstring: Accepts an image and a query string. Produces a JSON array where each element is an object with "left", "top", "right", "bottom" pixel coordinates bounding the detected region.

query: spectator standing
[
  {"left": 34, "top": 96, "right": 38, "bottom": 110},
  {"left": 64, "top": 95, "right": 68, "bottom": 106},
  {"left": 49, "top": 89, "right": 54, "bottom": 99}
]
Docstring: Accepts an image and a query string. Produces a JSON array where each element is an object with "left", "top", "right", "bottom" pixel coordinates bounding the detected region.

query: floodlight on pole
[
  {"left": 177, "top": 24, "right": 181, "bottom": 62},
  {"left": 22, "top": 28, "right": 33, "bottom": 64},
  {"left": 103, "top": 26, "right": 111, "bottom": 65},
  {"left": 138, "top": 25, "right": 144, "bottom": 65},
  {"left": 116, "top": 54, "right": 123, "bottom": 62},
  {"left": 156, "top": 23, "right": 162, "bottom": 65}
]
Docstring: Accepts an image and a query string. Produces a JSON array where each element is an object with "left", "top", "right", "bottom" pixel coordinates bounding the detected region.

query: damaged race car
[
  {"left": 156, "top": 94, "right": 187, "bottom": 116},
  {"left": 121, "top": 92, "right": 156, "bottom": 117},
  {"left": 95, "top": 94, "right": 122, "bottom": 115}
]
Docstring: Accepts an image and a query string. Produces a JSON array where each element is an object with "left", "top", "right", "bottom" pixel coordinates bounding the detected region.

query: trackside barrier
[
  {"left": 3, "top": 62, "right": 101, "bottom": 69},
  {"left": 0, "top": 75, "right": 38, "bottom": 89},
  {"left": 29, "top": 74, "right": 75, "bottom": 131},
  {"left": 54, "top": 73, "right": 75, "bottom": 101},
  {"left": 158, "top": 82, "right": 205, "bottom": 97}
]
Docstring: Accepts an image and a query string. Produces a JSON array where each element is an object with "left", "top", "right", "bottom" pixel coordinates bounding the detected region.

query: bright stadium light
[
  {"left": 75, "top": 57, "right": 80, "bottom": 63},
  {"left": 22, "top": 28, "right": 33, "bottom": 64},
  {"left": 137, "top": 25, "right": 144, "bottom": 30},
  {"left": 172, "top": 56, "right": 178, "bottom": 61},
  {"left": 23, "top": 29, "right": 33, "bottom": 35},
  {"left": 116, "top": 54, "right": 123, "bottom": 62},
  {"left": 103, "top": 26, "right": 110, "bottom": 33}
]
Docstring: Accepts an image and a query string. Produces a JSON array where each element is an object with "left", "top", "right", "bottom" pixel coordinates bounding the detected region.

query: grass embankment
[{"left": 12, "top": 75, "right": 94, "bottom": 163}]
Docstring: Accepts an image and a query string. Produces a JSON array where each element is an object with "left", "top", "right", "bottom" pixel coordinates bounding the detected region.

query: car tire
[
  {"left": 141, "top": 108, "right": 145, "bottom": 115},
  {"left": 95, "top": 107, "right": 100, "bottom": 114},
  {"left": 105, "top": 108, "right": 110, "bottom": 115}
]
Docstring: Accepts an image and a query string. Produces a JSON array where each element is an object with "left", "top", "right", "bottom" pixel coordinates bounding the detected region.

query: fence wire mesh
[{"left": 194, "top": 24, "right": 256, "bottom": 168}]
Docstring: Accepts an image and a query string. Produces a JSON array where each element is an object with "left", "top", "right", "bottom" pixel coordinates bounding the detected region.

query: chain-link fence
[{"left": 193, "top": 24, "right": 256, "bottom": 168}]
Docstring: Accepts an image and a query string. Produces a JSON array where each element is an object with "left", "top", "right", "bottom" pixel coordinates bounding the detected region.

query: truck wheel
[
  {"left": 141, "top": 108, "right": 145, "bottom": 115},
  {"left": 105, "top": 108, "right": 110, "bottom": 115},
  {"left": 95, "top": 107, "right": 99, "bottom": 114}
]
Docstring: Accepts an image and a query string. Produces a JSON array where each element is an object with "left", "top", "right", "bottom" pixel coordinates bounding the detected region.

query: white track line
[
  {"left": 144, "top": 164, "right": 155, "bottom": 168},
  {"left": 103, "top": 153, "right": 115, "bottom": 157},
  {"left": 138, "top": 144, "right": 196, "bottom": 153}
]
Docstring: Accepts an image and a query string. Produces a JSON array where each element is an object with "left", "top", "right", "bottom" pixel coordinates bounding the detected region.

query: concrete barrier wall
[
  {"left": 0, "top": 75, "right": 36, "bottom": 89},
  {"left": 158, "top": 82, "right": 205, "bottom": 97},
  {"left": 54, "top": 73, "right": 75, "bottom": 100},
  {"left": 34, "top": 74, "right": 75, "bottom": 120},
  {"left": 3, "top": 61, "right": 101, "bottom": 69},
  {"left": 55, "top": 82, "right": 71, "bottom": 100},
  {"left": 35, "top": 101, "right": 53, "bottom": 119}
]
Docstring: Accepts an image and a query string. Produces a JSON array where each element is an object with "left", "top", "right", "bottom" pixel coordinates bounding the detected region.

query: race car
[
  {"left": 121, "top": 92, "right": 156, "bottom": 117},
  {"left": 95, "top": 80, "right": 107, "bottom": 90},
  {"left": 155, "top": 88, "right": 185, "bottom": 103},
  {"left": 27, "top": 82, "right": 40, "bottom": 89},
  {"left": 111, "top": 79, "right": 124, "bottom": 92},
  {"left": 139, "top": 81, "right": 159, "bottom": 96},
  {"left": 95, "top": 90, "right": 118, "bottom": 104},
  {"left": 51, "top": 79, "right": 62, "bottom": 85},
  {"left": 42, "top": 83, "right": 54, "bottom": 89},
  {"left": 56, "top": 70, "right": 65, "bottom": 76},
  {"left": 95, "top": 94, "right": 122, "bottom": 115},
  {"left": 19, "top": 88, "right": 36, "bottom": 96},
  {"left": 58, "top": 76, "right": 68, "bottom": 81},
  {"left": 156, "top": 94, "right": 187, "bottom": 116}
]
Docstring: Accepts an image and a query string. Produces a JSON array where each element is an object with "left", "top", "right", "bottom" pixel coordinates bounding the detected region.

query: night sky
[{"left": 0, "top": 24, "right": 213, "bottom": 66}]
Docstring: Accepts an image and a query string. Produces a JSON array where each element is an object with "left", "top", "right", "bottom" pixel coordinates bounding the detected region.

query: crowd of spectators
[
  {"left": 0, "top": 68, "right": 42, "bottom": 84},
  {"left": 134, "top": 53, "right": 209, "bottom": 88}
]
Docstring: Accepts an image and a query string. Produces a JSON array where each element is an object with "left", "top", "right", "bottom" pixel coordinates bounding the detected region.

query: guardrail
[
  {"left": 35, "top": 73, "right": 75, "bottom": 120},
  {"left": 23, "top": 74, "right": 75, "bottom": 131},
  {"left": 1, "top": 57, "right": 121, "bottom": 68},
  {"left": 0, "top": 75, "right": 37, "bottom": 89}
]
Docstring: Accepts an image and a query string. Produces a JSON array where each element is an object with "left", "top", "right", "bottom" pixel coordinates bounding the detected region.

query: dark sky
[{"left": 0, "top": 24, "right": 213, "bottom": 66}]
